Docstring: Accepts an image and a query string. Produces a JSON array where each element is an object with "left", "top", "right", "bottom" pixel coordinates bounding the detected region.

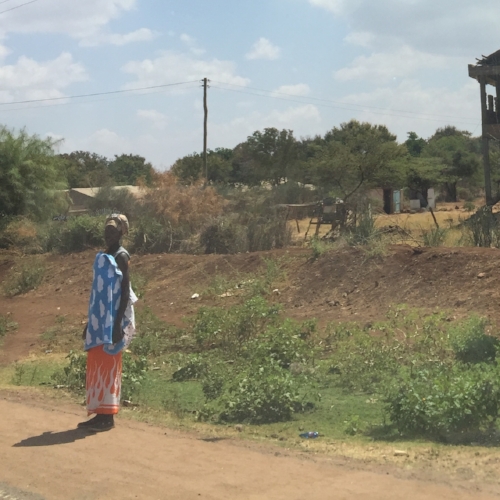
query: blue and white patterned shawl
[{"left": 85, "top": 252, "right": 137, "bottom": 355}]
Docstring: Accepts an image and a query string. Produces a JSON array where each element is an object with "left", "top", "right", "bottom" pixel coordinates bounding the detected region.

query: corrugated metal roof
[{"left": 70, "top": 186, "right": 145, "bottom": 198}]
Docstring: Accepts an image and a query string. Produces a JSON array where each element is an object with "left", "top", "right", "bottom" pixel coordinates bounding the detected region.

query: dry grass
[{"left": 290, "top": 202, "right": 477, "bottom": 246}]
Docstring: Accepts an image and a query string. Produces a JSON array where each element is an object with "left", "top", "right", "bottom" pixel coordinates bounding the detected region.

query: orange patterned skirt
[{"left": 86, "top": 345, "right": 122, "bottom": 415}]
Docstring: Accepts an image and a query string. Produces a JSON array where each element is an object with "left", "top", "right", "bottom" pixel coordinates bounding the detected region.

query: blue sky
[{"left": 0, "top": 0, "right": 499, "bottom": 169}]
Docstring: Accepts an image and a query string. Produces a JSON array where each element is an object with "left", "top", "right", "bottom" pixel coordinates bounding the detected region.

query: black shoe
[
  {"left": 77, "top": 415, "right": 101, "bottom": 429},
  {"left": 86, "top": 416, "right": 115, "bottom": 433}
]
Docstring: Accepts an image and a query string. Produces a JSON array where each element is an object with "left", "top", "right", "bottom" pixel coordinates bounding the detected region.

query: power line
[
  {"left": 211, "top": 80, "right": 475, "bottom": 123},
  {"left": 0, "top": 80, "right": 200, "bottom": 107},
  {"left": 210, "top": 84, "right": 478, "bottom": 126},
  {"left": 0, "top": 0, "right": 40, "bottom": 15},
  {"left": 0, "top": 83, "right": 200, "bottom": 113}
]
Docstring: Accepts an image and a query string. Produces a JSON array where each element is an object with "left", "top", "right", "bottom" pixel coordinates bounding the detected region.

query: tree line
[
  {"left": 0, "top": 120, "right": 494, "bottom": 221},
  {"left": 173, "top": 121, "right": 491, "bottom": 205}
]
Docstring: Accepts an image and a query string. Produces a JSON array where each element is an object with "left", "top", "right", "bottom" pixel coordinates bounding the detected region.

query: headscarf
[{"left": 105, "top": 214, "right": 129, "bottom": 236}]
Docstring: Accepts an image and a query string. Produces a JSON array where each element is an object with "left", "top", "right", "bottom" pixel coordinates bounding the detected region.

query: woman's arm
[{"left": 113, "top": 253, "right": 131, "bottom": 343}]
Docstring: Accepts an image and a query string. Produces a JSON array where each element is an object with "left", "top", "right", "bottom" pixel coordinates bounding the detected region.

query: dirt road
[{"left": 0, "top": 395, "right": 497, "bottom": 500}]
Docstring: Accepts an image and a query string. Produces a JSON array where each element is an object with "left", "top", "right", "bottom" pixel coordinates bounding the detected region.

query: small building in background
[
  {"left": 367, "top": 188, "right": 404, "bottom": 214},
  {"left": 68, "top": 186, "right": 144, "bottom": 214}
]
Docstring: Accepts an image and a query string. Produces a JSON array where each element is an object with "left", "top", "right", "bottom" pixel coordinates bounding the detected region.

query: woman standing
[{"left": 78, "top": 214, "right": 137, "bottom": 432}]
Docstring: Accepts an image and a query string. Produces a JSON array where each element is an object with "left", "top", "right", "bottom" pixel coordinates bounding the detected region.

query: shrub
[
  {"left": 0, "top": 217, "right": 42, "bottom": 253},
  {"left": 193, "top": 296, "right": 281, "bottom": 351},
  {"left": 52, "top": 351, "right": 87, "bottom": 392},
  {"left": 200, "top": 215, "right": 248, "bottom": 254},
  {"left": 219, "top": 363, "right": 301, "bottom": 424},
  {"left": 172, "top": 354, "right": 208, "bottom": 382},
  {"left": 121, "top": 353, "right": 148, "bottom": 401},
  {"left": 463, "top": 201, "right": 476, "bottom": 212},
  {"left": 422, "top": 227, "right": 448, "bottom": 247},
  {"left": 48, "top": 215, "right": 105, "bottom": 253},
  {"left": 310, "top": 237, "right": 330, "bottom": 260},
  {"left": 0, "top": 314, "right": 18, "bottom": 337},
  {"left": 465, "top": 206, "right": 500, "bottom": 248},
  {"left": 346, "top": 207, "right": 380, "bottom": 246},
  {"left": 3, "top": 259, "right": 46, "bottom": 297},
  {"left": 449, "top": 316, "right": 498, "bottom": 364},
  {"left": 130, "top": 307, "right": 182, "bottom": 356},
  {"left": 386, "top": 364, "right": 500, "bottom": 437},
  {"left": 130, "top": 216, "right": 173, "bottom": 254},
  {"left": 249, "top": 319, "right": 316, "bottom": 369}
]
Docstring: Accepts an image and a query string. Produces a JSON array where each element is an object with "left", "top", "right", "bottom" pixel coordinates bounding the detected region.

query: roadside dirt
[
  {"left": 3, "top": 247, "right": 500, "bottom": 498},
  {"left": 2, "top": 245, "right": 500, "bottom": 364},
  {"left": 0, "top": 391, "right": 498, "bottom": 500}
]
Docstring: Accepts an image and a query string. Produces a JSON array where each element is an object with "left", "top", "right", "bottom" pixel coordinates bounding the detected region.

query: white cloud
[
  {"left": 309, "top": 0, "right": 500, "bottom": 56},
  {"left": 137, "top": 109, "right": 167, "bottom": 130},
  {"left": 209, "top": 104, "right": 322, "bottom": 149},
  {"left": 339, "top": 79, "right": 480, "bottom": 140},
  {"left": 335, "top": 46, "right": 451, "bottom": 84},
  {"left": 122, "top": 50, "right": 250, "bottom": 88},
  {"left": 179, "top": 33, "right": 206, "bottom": 56},
  {"left": 246, "top": 38, "right": 281, "bottom": 60},
  {"left": 0, "top": 0, "right": 152, "bottom": 45},
  {"left": 0, "top": 52, "right": 88, "bottom": 104},
  {"left": 80, "top": 28, "right": 157, "bottom": 47},
  {"left": 274, "top": 84, "right": 311, "bottom": 96}
]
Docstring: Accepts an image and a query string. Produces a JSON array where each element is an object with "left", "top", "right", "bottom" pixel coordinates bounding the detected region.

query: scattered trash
[
  {"left": 273, "top": 289, "right": 280, "bottom": 295},
  {"left": 477, "top": 273, "right": 486, "bottom": 279},
  {"left": 191, "top": 293, "right": 200, "bottom": 299},
  {"left": 234, "top": 424, "right": 244, "bottom": 432},
  {"left": 299, "top": 431, "right": 319, "bottom": 439},
  {"left": 54, "top": 385, "right": 67, "bottom": 390},
  {"left": 219, "top": 292, "right": 234, "bottom": 298},
  {"left": 45, "top": 350, "right": 53, "bottom": 354}
]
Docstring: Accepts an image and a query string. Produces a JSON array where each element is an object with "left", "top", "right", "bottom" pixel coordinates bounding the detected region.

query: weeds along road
[{"left": 0, "top": 395, "right": 497, "bottom": 500}]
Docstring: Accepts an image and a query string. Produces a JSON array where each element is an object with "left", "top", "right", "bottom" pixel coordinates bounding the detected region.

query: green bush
[
  {"left": 52, "top": 351, "right": 87, "bottom": 392},
  {"left": 48, "top": 215, "right": 105, "bottom": 253},
  {"left": 219, "top": 363, "right": 301, "bottom": 424},
  {"left": 200, "top": 216, "right": 248, "bottom": 254},
  {"left": 0, "top": 314, "right": 18, "bottom": 337},
  {"left": 193, "top": 296, "right": 281, "bottom": 351},
  {"left": 449, "top": 316, "right": 498, "bottom": 364},
  {"left": 130, "top": 307, "right": 181, "bottom": 357},
  {"left": 249, "top": 319, "right": 316, "bottom": 369},
  {"left": 130, "top": 216, "right": 173, "bottom": 254},
  {"left": 3, "top": 259, "right": 46, "bottom": 297},
  {"left": 386, "top": 364, "right": 500, "bottom": 437},
  {"left": 422, "top": 227, "right": 448, "bottom": 247},
  {"left": 172, "top": 354, "right": 208, "bottom": 382},
  {"left": 121, "top": 353, "right": 148, "bottom": 401},
  {"left": 463, "top": 201, "right": 476, "bottom": 212},
  {"left": 347, "top": 207, "right": 379, "bottom": 246},
  {"left": 465, "top": 206, "right": 500, "bottom": 248}
]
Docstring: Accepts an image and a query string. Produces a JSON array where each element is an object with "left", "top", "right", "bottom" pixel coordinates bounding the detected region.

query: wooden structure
[{"left": 469, "top": 50, "right": 500, "bottom": 205}]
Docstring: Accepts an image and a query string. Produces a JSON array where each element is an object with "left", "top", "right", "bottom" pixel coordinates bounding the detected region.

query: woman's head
[{"left": 104, "top": 214, "right": 129, "bottom": 248}]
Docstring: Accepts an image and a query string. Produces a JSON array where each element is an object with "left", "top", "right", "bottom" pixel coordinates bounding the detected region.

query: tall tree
[
  {"left": 60, "top": 151, "right": 111, "bottom": 188},
  {"left": 243, "top": 128, "right": 298, "bottom": 186},
  {"left": 309, "top": 120, "right": 406, "bottom": 201},
  {"left": 405, "top": 131, "right": 427, "bottom": 157},
  {"left": 171, "top": 149, "right": 233, "bottom": 184},
  {"left": 109, "top": 154, "right": 154, "bottom": 186},
  {"left": 0, "top": 126, "right": 68, "bottom": 220},
  {"left": 423, "top": 127, "right": 480, "bottom": 202}
]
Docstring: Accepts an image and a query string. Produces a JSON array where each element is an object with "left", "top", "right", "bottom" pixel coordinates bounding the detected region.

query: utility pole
[{"left": 203, "top": 77, "right": 209, "bottom": 183}]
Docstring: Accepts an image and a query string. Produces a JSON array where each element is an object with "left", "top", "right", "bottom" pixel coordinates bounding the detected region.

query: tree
[
  {"left": 423, "top": 128, "right": 480, "bottom": 202},
  {"left": 0, "top": 126, "right": 68, "bottom": 220},
  {"left": 242, "top": 128, "right": 298, "bottom": 186},
  {"left": 405, "top": 132, "right": 427, "bottom": 157},
  {"left": 60, "top": 151, "right": 111, "bottom": 188},
  {"left": 171, "top": 149, "right": 233, "bottom": 184},
  {"left": 109, "top": 154, "right": 154, "bottom": 186},
  {"left": 309, "top": 120, "right": 406, "bottom": 201}
]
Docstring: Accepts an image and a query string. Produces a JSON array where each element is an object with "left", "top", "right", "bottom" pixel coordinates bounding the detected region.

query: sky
[{"left": 0, "top": 0, "right": 499, "bottom": 170}]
